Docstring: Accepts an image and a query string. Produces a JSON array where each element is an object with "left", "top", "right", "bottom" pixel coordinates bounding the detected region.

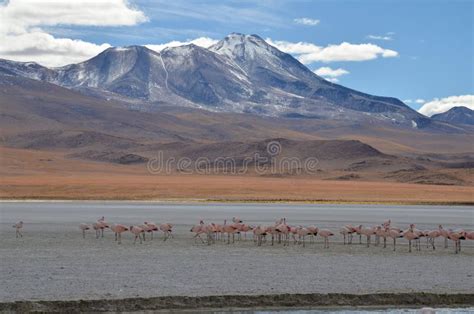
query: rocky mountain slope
[{"left": 431, "top": 106, "right": 474, "bottom": 125}]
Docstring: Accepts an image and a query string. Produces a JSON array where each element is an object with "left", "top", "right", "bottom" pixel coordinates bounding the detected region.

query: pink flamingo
[
  {"left": 239, "top": 224, "right": 253, "bottom": 240},
  {"left": 386, "top": 227, "right": 403, "bottom": 251},
  {"left": 159, "top": 223, "right": 173, "bottom": 241},
  {"left": 296, "top": 226, "right": 310, "bottom": 247},
  {"left": 466, "top": 231, "right": 474, "bottom": 240},
  {"left": 339, "top": 226, "right": 352, "bottom": 245},
  {"left": 353, "top": 225, "right": 363, "bottom": 244},
  {"left": 253, "top": 225, "right": 267, "bottom": 246},
  {"left": 403, "top": 224, "right": 420, "bottom": 253},
  {"left": 342, "top": 224, "right": 357, "bottom": 244},
  {"left": 222, "top": 219, "right": 238, "bottom": 244},
  {"left": 13, "top": 221, "right": 23, "bottom": 238},
  {"left": 144, "top": 222, "right": 158, "bottom": 240},
  {"left": 232, "top": 217, "right": 243, "bottom": 223},
  {"left": 92, "top": 221, "right": 109, "bottom": 238},
  {"left": 306, "top": 225, "right": 319, "bottom": 243},
  {"left": 110, "top": 224, "right": 129, "bottom": 244},
  {"left": 129, "top": 226, "right": 144, "bottom": 244},
  {"left": 275, "top": 219, "right": 290, "bottom": 246},
  {"left": 375, "top": 226, "right": 386, "bottom": 247},
  {"left": 190, "top": 220, "right": 206, "bottom": 243},
  {"left": 79, "top": 223, "right": 90, "bottom": 239},
  {"left": 438, "top": 225, "right": 449, "bottom": 248},
  {"left": 319, "top": 229, "right": 334, "bottom": 248},
  {"left": 359, "top": 225, "right": 376, "bottom": 247},
  {"left": 448, "top": 230, "right": 466, "bottom": 254},
  {"left": 426, "top": 229, "right": 440, "bottom": 250}
]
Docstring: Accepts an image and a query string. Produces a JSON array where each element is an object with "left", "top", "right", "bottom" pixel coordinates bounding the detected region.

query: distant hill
[{"left": 431, "top": 106, "right": 474, "bottom": 125}]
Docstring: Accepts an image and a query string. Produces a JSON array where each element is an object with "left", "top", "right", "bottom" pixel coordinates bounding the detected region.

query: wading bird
[{"left": 13, "top": 221, "right": 23, "bottom": 238}]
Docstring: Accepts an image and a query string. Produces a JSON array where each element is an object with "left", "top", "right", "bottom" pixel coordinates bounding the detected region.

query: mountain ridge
[
  {"left": 431, "top": 106, "right": 474, "bottom": 125},
  {"left": 0, "top": 33, "right": 453, "bottom": 132}
]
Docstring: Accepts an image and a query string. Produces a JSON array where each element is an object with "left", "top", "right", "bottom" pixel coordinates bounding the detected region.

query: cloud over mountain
[
  {"left": 265, "top": 39, "right": 398, "bottom": 64},
  {"left": 418, "top": 95, "right": 474, "bottom": 116}
]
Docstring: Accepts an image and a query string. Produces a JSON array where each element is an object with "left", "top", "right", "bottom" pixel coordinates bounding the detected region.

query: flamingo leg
[
  {"left": 409, "top": 240, "right": 412, "bottom": 253},
  {"left": 83, "top": 230, "right": 86, "bottom": 239},
  {"left": 118, "top": 233, "right": 122, "bottom": 244},
  {"left": 393, "top": 238, "right": 396, "bottom": 251}
]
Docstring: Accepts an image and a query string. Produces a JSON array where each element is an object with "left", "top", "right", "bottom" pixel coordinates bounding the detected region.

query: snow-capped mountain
[{"left": 0, "top": 33, "right": 438, "bottom": 129}]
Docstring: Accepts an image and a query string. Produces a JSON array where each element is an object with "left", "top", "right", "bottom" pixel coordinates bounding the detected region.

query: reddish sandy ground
[
  {"left": 1, "top": 174, "right": 473, "bottom": 204},
  {"left": 1, "top": 147, "right": 473, "bottom": 204}
]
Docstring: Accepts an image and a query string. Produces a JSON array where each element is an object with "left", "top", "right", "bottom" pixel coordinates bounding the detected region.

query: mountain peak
[
  {"left": 209, "top": 33, "right": 279, "bottom": 61},
  {"left": 431, "top": 106, "right": 474, "bottom": 125}
]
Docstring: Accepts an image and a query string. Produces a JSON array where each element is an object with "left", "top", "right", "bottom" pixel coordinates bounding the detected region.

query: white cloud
[
  {"left": 415, "top": 99, "right": 425, "bottom": 104},
  {"left": 0, "top": 0, "right": 147, "bottom": 67},
  {"left": 146, "top": 37, "right": 218, "bottom": 52},
  {"left": 266, "top": 39, "right": 398, "bottom": 64},
  {"left": 403, "top": 99, "right": 413, "bottom": 104},
  {"left": 314, "top": 67, "right": 349, "bottom": 79},
  {"left": 324, "top": 77, "right": 339, "bottom": 83},
  {"left": 294, "top": 18, "right": 320, "bottom": 26},
  {"left": 367, "top": 35, "right": 392, "bottom": 41},
  {"left": 0, "top": 0, "right": 147, "bottom": 30},
  {"left": 367, "top": 32, "right": 395, "bottom": 41},
  {"left": 418, "top": 95, "right": 474, "bottom": 116}
]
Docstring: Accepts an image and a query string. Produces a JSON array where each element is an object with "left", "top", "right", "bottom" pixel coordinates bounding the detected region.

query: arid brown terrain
[{"left": 1, "top": 73, "right": 473, "bottom": 202}]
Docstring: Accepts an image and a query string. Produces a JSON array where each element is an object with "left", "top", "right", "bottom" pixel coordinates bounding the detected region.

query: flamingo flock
[
  {"left": 11, "top": 218, "right": 474, "bottom": 254},
  {"left": 78, "top": 218, "right": 174, "bottom": 244}
]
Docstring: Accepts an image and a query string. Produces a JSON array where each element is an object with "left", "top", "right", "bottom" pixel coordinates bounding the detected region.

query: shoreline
[
  {"left": 1, "top": 198, "right": 473, "bottom": 206},
  {"left": 1, "top": 293, "right": 473, "bottom": 312}
]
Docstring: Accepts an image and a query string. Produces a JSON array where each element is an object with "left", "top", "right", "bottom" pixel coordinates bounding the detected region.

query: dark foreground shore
[{"left": 1, "top": 293, "right": 473, "bottom": 313}]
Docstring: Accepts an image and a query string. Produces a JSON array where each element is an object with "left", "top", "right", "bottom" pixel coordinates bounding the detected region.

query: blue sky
[{"left": 0, "top": 0, "right": 472, "bottom": 115}]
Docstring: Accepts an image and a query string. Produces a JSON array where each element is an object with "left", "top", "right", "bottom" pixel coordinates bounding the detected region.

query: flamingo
[
  {"left": 239, "top": 224, "right": 253, "bottom": 240},
  {"left": 253, "top": 225, "right": 267, "bottom": 246},
  {"left": 448, "top": 230, "right": 466, "bottom": 254},
  {"left": 13, "top": 221, "right": 23, "bottom": 238},
  {"left": 353, "top": 225, "right": 363, "bottom": 244},
  {"left": 144, "top": 222, "right": 159, "bottom": 240},
  {"left": 306, "top": 225, "right": 319, "bottom": 243},
  {"left": 359, "top": 225, "right": 376, "bottom": 247},
  {"left": 438, "top": 225, "right": 449, "bottom": 248},
  {"left": 110, "top": 224, "right": 128, "bottom": 244},
  {"left": 466, "top": 231, "right": 474, "bottom": 240},
  {"left": 375, "top": 226, "right": 386, "bottom": 247},
  {"left": 79, "top": 223, "right": 90, "bottom": 239},
  {"left": 93, "top": 219, "right": 110, "bottom": 238},
  {"left": 190, "top": 220, "right": 206, "bottom": 243},
  {"left": 275, "top": 219, "right": 290, "bottom": 246},
  {"left": 403, "top": 224, "right": 420, "bottom": 253},
  {"left": 159, "top": 223, "right": 173, "bottom": 241},
  {"left": 129, "top": 226, "right": 144, "bottom": 244},
  {"left": 232, "top": 217, "right": 243, "bottom": 223},
  {"left": 339, "top": 226, "right": 352, "bottom": 245},
  {"left": 296, "top": 226, "right": 310, "bottom": 247},
  {"left": 319, "top": 229, "right": 334, "bottom": 248},
  {"left": 386, "top": 227, "right": 403, "bottom": 251},
  {"left": 426, "top": 229, "right": 440, "bottom": 250},
  {"left": 222, "top": 219, "right": 238, "bottom": 244}
]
